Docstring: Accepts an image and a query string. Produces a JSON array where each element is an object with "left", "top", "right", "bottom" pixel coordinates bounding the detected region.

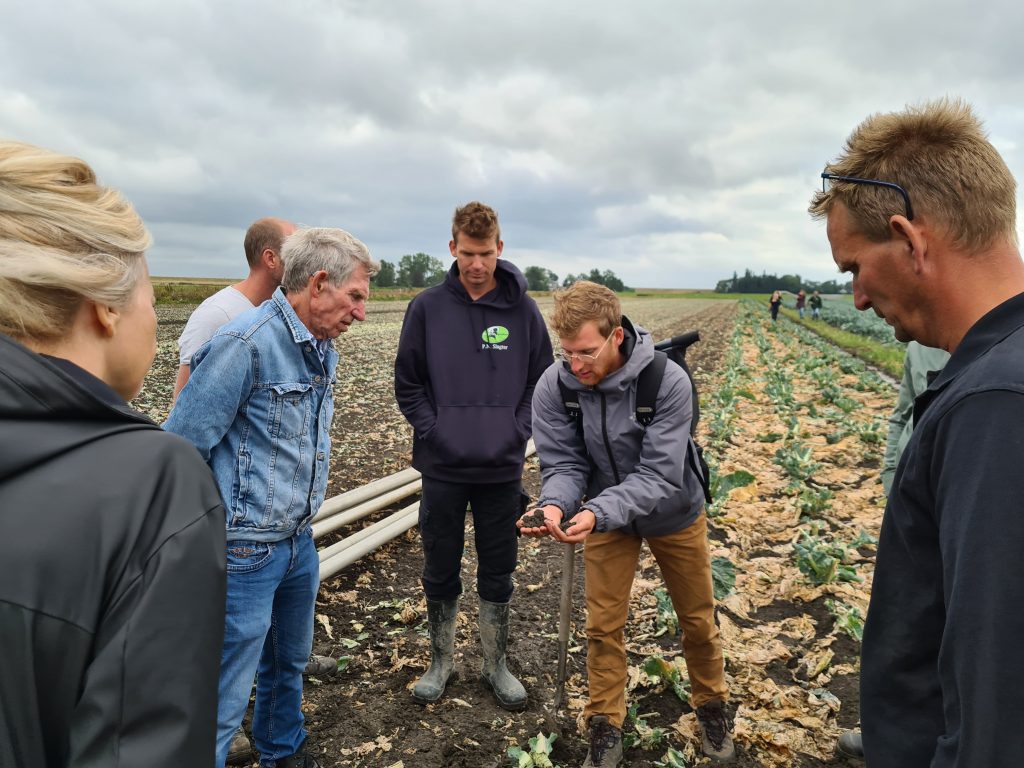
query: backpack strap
[
  {"left": 635, "top": 350, "right": 713, "bottom": 505},
  {"left": 558, "top": 375, "right": 585, "bottom": 440},
  {"left": 635, "top": 351, "right": 667, "bottom": 427},
  {"left": 688, "top": 439, "right": 714, "bottom": 506}
]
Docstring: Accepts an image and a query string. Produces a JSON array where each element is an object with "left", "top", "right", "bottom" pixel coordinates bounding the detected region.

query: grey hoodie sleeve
[
  {"left": 532, "top": 366, "right": 588, "bottom": 516},
  {"left": 584, "top": 366, "right": 694, "bottom": 532}
]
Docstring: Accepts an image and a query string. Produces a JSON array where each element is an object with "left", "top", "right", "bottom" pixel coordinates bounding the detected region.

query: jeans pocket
[{"left": 226, "top": 541, "right": 274, "bottom": 573}]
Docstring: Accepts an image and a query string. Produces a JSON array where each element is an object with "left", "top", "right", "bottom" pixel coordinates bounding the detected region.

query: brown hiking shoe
[
  {"left": 581, "top": 715, "right": 622, "bottom": 767},
  {"left": 697, "top": 700, "right": 736, "bottom": 762},
  {"left": 226, "top": 727, "right": 252, "bottom": 765}
]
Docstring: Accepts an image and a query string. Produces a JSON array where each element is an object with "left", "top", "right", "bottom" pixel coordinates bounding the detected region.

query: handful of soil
[
  {"left": 520, "top": 509, "right": 548, "bottom": 528},
  {"left": 520, "top": 510, "right": 579, "bottom": 532}
]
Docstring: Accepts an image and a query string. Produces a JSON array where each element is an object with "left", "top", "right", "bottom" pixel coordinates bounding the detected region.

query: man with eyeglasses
[
  {"left": 520, "top": 280, "right": 733, "bottom": 766},
  {"left": 394, "top": 201, "right": 552, "bottom": 711},
  {"left": 810, "top": 99, "right": 1024, "bottom": 768}
]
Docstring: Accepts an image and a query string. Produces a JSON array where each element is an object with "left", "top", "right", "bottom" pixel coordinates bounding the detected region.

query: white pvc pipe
[
  {"left": 319, "top": 506, "right": 420, "bottom": 580},
  {"left": 312, "top": 467, "right": 421, "bottom": 522},
  {"left": 314, "top": 440, "right": 536, "bottom": 578},
  {"left": 318, "top": 502, "right": 419, "bottom": 563},
  {"left": 312, "top": 479, "right": 422, "bottom": 540}
]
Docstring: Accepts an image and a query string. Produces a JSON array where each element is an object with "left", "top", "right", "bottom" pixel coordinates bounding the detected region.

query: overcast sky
[{"left": 3, "top": 1, "right": 1022, "bottom": 288}]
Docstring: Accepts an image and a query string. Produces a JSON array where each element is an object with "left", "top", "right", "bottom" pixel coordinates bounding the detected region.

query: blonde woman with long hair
[{"left": 0, "top": 140, "right": 226, "bottom": 766}]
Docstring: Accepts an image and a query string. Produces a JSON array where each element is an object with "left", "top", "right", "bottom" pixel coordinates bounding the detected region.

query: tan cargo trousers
[{"left": 582, "top": 514, "right": 728, "bottom": 729}]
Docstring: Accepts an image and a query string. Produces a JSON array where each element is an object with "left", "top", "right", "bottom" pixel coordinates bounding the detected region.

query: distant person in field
[
  {"left": 0, "top": 140, "right": 225, "bottom": 766},
  {"left": 167, "top": 228, "right": 378, "bottom": 768},
  {"left": 809, "top": 290, "right": 823, "bottom": 319},
  {"left": 394, "top": 201, "right": 552, "bottom": 711},
  {"left": 173, "top": 216, "right": 296, "bottom": 402},
  {"left": 520, "top": 281, "right": 734, "bottom": 766},
  {"left": 769, "top": 289, "right": 782, "bottom": 321},
  {"left": 811, "top": 97, "right": 1024, "bottom": 768},
  {"left": 837, "top": 339, "right": 951, "bottom": 761},
  {"left": 796, "top": 289, "right": 807, "bottom": 318}
]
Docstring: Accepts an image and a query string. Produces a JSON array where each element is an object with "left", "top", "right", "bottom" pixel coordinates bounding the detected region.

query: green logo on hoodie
[{"left": 482, "top": 325, "right": 510, "bottom": 344}]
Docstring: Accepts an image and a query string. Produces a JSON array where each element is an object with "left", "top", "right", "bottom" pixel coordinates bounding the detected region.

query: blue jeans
[
  {"left": 215, "top": 529, "right": 319, "bottom": 768},
  {"left": 419, "top": 478, "right": 528, "bottom": 603}
]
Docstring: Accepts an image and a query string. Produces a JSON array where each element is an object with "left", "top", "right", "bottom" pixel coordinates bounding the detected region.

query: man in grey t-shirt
[{"left": 172, "top": 217, "right": 296, "bottom": 402}]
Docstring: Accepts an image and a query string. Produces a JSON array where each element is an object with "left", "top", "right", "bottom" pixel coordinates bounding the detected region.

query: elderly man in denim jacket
[{"left": 167, "top": 228, "right": 378, "bottom": 768}]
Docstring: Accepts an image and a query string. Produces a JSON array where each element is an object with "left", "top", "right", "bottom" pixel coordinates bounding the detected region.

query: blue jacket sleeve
[{"left": 164, "top": 334, "right": 254, "bottom": 459}]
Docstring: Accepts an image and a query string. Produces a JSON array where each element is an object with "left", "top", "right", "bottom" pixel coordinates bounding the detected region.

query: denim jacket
[{"left": 166, "top": 288, "right": 337, "bottom": 543}]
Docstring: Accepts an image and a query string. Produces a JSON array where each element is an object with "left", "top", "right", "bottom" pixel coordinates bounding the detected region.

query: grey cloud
[{"left": 3, "top": 0, "right": 1024, "bottom": 287}]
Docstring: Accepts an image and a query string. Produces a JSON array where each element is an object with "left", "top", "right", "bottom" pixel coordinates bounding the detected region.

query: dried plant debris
[{"left": 140, "top": 299, "right": 891, "bottom": 767}]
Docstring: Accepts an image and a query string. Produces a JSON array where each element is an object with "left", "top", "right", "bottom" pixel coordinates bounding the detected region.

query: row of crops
[{"left": 816, "top": 296, "right": 903, "bottom": 347}]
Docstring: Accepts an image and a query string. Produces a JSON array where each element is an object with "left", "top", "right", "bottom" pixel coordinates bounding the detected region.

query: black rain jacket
[{"left": 0, "top": 333, "right": 226, "bottom": 767}]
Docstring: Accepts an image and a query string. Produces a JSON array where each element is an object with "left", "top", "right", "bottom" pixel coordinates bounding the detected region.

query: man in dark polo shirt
[{"left": 809, "top": 98, "right": 1024, "bottom": 767}]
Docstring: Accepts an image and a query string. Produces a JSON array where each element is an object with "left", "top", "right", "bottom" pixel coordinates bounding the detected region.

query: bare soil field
[{"left": 134, "top": 297, "right": 887, "bottom": 767}]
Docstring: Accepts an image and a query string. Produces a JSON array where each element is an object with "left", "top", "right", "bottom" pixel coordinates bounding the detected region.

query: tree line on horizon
[
  {"left": 371, "top": 254, "right": 629, "bottom": 292},
  {"left": 714, "top": 269, "right": 851, "bottom": 295}
]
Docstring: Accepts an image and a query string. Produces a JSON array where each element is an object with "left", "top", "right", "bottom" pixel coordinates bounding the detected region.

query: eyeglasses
[
  {"left": 821, "top": 172, "right": 915, "bottom": 220},
  {"left": 556, "top": 331, "right": 616, "bottom": 364}
]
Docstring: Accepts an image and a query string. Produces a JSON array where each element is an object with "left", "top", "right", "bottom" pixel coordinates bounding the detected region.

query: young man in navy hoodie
[{"left": 394, "top": 201, "right": 552, "bottom": 711}]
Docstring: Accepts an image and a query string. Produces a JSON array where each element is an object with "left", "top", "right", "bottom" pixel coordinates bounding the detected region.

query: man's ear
[
  {"left": 92, "top": 301, "right": 120, "bottom": 338},
  {"left": 309, "top": 270, "right": 330, "bottom": 296},
  {"left": 449, "top": 239, "right": 457, "bottom": 259},
  {"left": 496, "top": 239, "right": 504, "bottom": 258},
  {"left": 890, "top": 215, "right": 928, "bottom": 274},
  {"left": 262, "top": 247, "right": 279, "bottom": 272}
]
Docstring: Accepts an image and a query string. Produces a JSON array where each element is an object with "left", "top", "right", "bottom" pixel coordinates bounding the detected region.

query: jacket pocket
[
  {"left": 433, "top": 405, "right": 525, "bottom": 467},
  {"left": 269, "top": 383, "right": 313, "bottom": 439},
  {"left": 226, "top": 541, "right": 274, "bottom": 573}
]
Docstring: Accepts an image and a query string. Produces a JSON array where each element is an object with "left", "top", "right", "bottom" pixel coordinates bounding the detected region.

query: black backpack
[{"left": 557, "top": 331, "right": 713, "bottom": 504}]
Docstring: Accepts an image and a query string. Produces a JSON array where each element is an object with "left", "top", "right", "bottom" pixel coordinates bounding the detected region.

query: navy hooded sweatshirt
[{"left": 394, "top": 259, "right": 553, "bottom": 483}]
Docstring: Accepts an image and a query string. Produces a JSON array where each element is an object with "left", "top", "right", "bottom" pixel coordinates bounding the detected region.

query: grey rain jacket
[
  {"left": 0, "top": 333, "right": 226, "bottom": 767},
  {"left": 531, "top": 318, "right": 705, "bottom": 536}
]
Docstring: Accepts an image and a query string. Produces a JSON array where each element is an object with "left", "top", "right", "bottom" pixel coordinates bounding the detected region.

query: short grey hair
[{"left": 280, "top": 227, "right": 379, "bottom": 293}]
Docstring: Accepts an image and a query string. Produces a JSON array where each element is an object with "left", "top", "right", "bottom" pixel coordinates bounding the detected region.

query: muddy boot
[
  {"left": 582, "top": 715, "right": 622, "bottom": 767},
  {"left": 303, "top": 653, "right": 338, "bottom": 678},
  {"left": 836, "top": 730, "right": 864, "bottom": 760},
  {"left": 478, "top": 598, "right": 527, "bottom": 711},
  {"left": 696, "top": 699, "right": 736, "bottom": 762},
  {"left": 411, "top": 598, "right": 458, "bottom": 704}
]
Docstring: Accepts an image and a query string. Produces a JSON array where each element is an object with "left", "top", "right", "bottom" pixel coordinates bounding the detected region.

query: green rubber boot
[
  {"left": 411, "top": 598, "right": 458, "bottom": 704},
  {"left": 478, "top": 599, "right": 527, "bottom": 711}
]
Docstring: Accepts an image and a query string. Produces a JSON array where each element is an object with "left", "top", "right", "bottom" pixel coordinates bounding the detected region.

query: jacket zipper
[
  {"left": 599, "top": 393, "right": 621, "bottom": 486},
  {"left": 599, "top": 391, "right": 642, "bottom": 535}
]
